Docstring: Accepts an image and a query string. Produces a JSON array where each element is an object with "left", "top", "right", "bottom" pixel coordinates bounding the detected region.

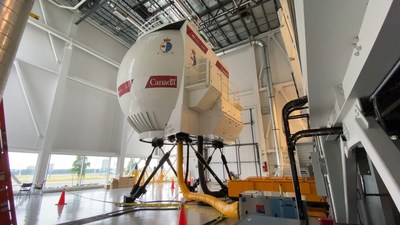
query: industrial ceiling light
[
  {"left": 245, "top": 17, "right": 251, "bottom": 23},
  {"left": 108, "top": 1, "right": 116, "bottom": 9},
  {"left": 113, "top": 7, "right": 127, "bottom": 21}
]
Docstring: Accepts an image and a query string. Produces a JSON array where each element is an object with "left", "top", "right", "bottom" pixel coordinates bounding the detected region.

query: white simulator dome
[{"left": 117, "top": 20, "right": 243, "bottom": 143}]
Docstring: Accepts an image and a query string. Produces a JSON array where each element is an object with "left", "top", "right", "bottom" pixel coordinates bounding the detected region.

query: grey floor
[
  {"left": 14, "top": 182, "right": 319, "bottom": 225},
  {"left": 14, "top": 182, "right": 238, "bottom": 225}
]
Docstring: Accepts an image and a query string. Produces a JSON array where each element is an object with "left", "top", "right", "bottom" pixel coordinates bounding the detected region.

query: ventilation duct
[{"left": 0, "top": 0, "right": 35, "bottom": 98}]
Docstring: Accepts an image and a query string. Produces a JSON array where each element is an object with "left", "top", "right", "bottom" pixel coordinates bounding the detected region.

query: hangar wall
[{"left": 4, "top": 0, "right": 302, "bottom": 185}]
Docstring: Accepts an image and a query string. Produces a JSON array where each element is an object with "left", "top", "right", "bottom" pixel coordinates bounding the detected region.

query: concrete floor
[
  {"left": 14, "top": 182, "right": 238, "bottom": 225},
  {"left": 14, "top": 182, "right": 319, "bottom": 225}
]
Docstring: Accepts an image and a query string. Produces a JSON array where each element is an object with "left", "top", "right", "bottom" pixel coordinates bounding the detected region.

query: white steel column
[
  {"left": 117, "top": 121, "right": 133, "bottom": 176},
  {"left": 340, "top": 139, "right": 358, "bottom": 224},
  {"left": 319, "top": 137, "right": 346, "bottom": 222},
  {"left": 33, "top": 14, "right": 78, "bottom": 185},
  {"left": 343, "top": 100, "right": 400, "bottom": 212},
  {"left": 34, "top": 43, "right": 73, "bottom": 185}
]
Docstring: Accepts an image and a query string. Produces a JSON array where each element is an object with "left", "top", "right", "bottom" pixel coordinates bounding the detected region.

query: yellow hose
[{"left": 177, "top": 142, "right": 238, "bottom": 218}]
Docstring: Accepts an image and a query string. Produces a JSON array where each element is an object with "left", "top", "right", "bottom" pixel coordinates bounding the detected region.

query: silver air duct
[{"left": 0, "top": 0, "right": 35, "bottom": 98}]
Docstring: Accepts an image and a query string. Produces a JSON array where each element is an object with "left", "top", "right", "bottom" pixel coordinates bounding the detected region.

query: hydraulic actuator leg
[
  {"left": 125, "top": 138, "right": 173, "bottom": 203},
  {"left": 190, "top": 142, "right": 228, "bottom": 196}
]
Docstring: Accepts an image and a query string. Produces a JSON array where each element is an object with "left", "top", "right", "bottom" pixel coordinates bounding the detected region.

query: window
[
  {"left": 123, "top": 157, "right": 140, "bottom": 176},
  {"left": 46, "top": 154, "right": 77, "bottom": 188},
  {"left": 109, "top": 157, "right": 118, "bottom": 181},
  {"left": 9, "top": 152, "right": 39, "bottom": 189},
  {"left": 123, "top": 157, "right": 160, "bottom": 180},
  {"left": 80, "top": 156, "right": 112, "bottom": 186},
  {"left": 47, "top": 154, "right": 118, "bottom": 188}
]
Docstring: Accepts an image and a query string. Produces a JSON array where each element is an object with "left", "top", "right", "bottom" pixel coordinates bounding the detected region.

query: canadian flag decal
[
  {"left": 145, "top": 75, "right": 177, "bottom": 88},
  {"left": 118, "top": 79, "right": 134, "bottom": 97}
]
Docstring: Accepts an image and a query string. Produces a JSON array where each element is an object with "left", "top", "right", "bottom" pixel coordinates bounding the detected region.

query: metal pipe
[
  {"left": 249, "top": 108, "right": 260, "bottom": 176},
  {"left": 282, "top": 96, "right": 308, "bottom": 222},
  {"left": 370, "top": 58, "right": 400, "bottom": 100},
  {"left": 0, "top": 0, "right": 35, "bottom": 99},
  {"left": 251, "top": 40, "right": 281, "bottom": 171},
  {"left": 225, "top": 142, "right": 258, "bottom": 147},
  {"left": 290, "top": 127, "right": 343, "bottom": 145},
  {"left": 48, "top": 0, "right": 87, "bottom": 10},
  {"left": 235, "top": 141, "right": 240, "bottom": 177},
  {"left": 282, "top": 97, "right": 342, "bottom": 223},
  {"left": 216, "top": 39, "right": 252, "bottom": 56},
  {"left": 177, "top": 141, "right": 238, "bottom": 218}
]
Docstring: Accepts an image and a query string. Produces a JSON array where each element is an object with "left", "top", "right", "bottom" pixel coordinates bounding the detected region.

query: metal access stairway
[{"left": 0, "top": 101, "right": 17, "bottom": 225}]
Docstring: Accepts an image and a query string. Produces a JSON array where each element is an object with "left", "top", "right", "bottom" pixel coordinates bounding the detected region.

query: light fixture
[
  {"left": 245, "top": 17, "right": 251, "bottom": 24},
  {"left": 113, "top": 7, "right": 127, "bottom": 21},
  {"left": 108, "top": 1, "right": 116, "bottom": 9},
  {"left": 390, "top": 135, "right": 398, "bottom": 140}
]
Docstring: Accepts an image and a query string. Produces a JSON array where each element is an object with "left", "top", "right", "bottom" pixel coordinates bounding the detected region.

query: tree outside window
[{"left": 71, "top": 156, "right": 91, "bottom": 186}]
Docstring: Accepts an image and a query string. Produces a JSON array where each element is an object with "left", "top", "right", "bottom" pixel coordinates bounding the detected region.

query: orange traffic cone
[
  {"left": 56, "top": 189, "right": 67, "bottom": 206},
  {"left": 187, "top": 171, "right": 191, "bottom": 185},
  {"left": 178, "top": 204, "right": 187, "bottom": 225},
  {"left": 171, "top": 179, "right": 175, "bottom": 189}
]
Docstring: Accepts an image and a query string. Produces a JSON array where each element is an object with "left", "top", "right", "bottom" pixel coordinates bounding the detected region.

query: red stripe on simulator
[
  {"left": 216, "top": 60, "right": 229, "bottom": 78},
  {"left": 118, "top": 79, "right": 134, "bottom": 97},
  {"left": 186, "top": 26, "right": 208, "bottom": 54}
]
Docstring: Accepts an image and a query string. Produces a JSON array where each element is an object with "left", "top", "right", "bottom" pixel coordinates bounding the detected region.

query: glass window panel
[
  {"left": 124, "top": 157, "right": 140, "bottom": 176},
  {"left": 9, "top": 152, "right": 38, "bottom": 190},
  {"left": 81, "top": 156, "right": 110, "bottom": 186},
  {"left": 109, "top": 157, "right": 118, "bottom": 182},
  {"left": 46, "top": 154, "right": 77, "bottom": 188}
]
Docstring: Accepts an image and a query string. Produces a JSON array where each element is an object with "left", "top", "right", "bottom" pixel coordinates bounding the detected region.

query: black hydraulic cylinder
[
  {"left": 159, "top": 148, "right": 177, "bottom": 176},
  {"left": 129, "top": 147, "right": 156, "bottom": 196},
  {"left": 197, "top": 136, "right": 226, "bottom": 197},
  {"left": 131, "top": 150, "right": 172, "bottom": 199},
  {"left": 194, "top": 150, "right": 227, "bottom": 191},
  {"left": 220, "top": 153, "right": 232, "bottom": 180}
]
